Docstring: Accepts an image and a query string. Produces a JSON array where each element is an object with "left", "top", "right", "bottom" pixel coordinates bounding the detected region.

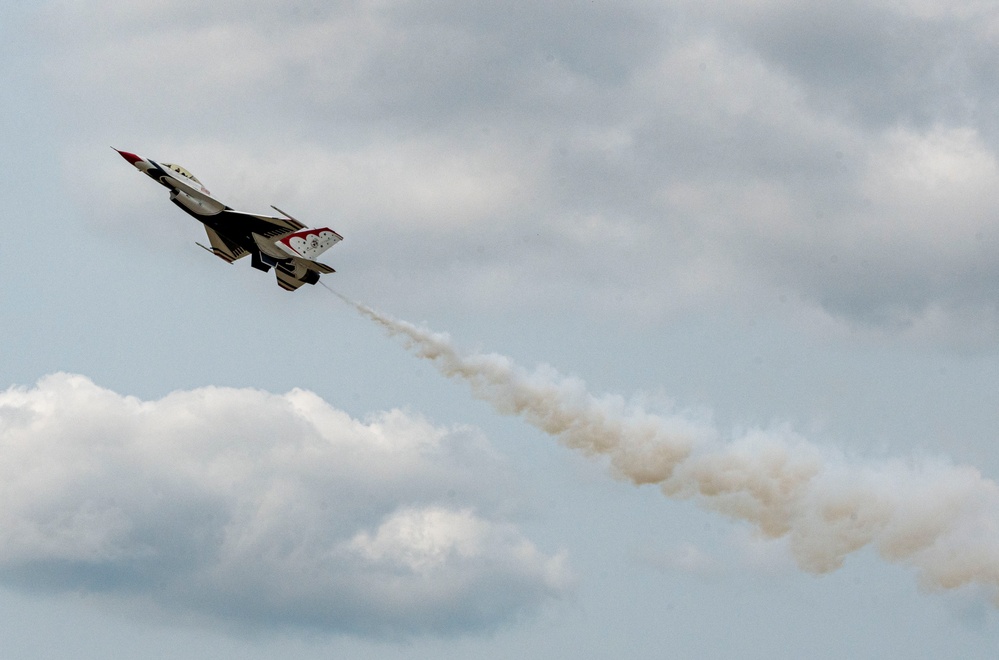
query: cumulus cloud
[
  {"left": 0, "top": 374, "right": 570, "bottom": 636},
  {"left": 41, "top": 0, "right": 999, "bottom": 338}
]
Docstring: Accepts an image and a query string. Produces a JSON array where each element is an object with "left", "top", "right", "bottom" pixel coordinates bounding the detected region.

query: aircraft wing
[
  {"left": 202, "top": 226, "right": 249, "bottom": 263},
  {"left": 221, "top": 209, "right": 306, "bottom": 233},
  {"left": 199, "top": 209, "right": 306, "bottom": 261}
]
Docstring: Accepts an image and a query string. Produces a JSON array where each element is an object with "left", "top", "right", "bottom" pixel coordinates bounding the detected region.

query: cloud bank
[
  {"left": 45, "top": 0, "right": 999, "bottom": 340},
  {"left": 0, "top": 374, "right": 569, "bottom": 636}
]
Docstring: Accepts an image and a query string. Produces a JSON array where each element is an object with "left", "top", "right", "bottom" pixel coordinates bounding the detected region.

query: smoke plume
[{"left": 333, "top": 290, "right": 999, "bottom": 600}]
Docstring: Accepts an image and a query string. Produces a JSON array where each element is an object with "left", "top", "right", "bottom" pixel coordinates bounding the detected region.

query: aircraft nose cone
[{"left": 115, "top": 148, "right": 143, "bottom": 165}]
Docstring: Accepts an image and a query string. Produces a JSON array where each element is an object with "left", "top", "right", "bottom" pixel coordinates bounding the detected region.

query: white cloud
[
  {"left": 860, "top": 126, "right": 999, "bottom": 253},
  {"left": 42, "top": 0, "right": 999, "bottom": 339},
  {"left": 0, "top": 374, "right": 570, "bottom": 635}
]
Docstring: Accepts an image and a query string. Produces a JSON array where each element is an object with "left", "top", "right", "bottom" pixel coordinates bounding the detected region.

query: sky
[{"left": 3, "top": 0, "right": 999, "bottom": 657}]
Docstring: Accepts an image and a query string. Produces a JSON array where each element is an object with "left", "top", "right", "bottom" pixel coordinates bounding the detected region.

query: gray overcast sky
[{"left": 3, "top": 0, "right": 999, "bottom": 657}]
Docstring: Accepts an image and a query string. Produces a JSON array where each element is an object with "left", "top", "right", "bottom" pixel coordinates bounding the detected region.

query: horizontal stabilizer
[
  {"left": 274, "top": 261, "right": 322, "bottom": 291},
  {"left": 294, "top": 257, "right": 335, "bottom": 274}
]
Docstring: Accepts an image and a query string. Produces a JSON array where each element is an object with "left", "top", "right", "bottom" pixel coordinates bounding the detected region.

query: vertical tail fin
[{"left": 275, "top": 227, "right": 343, "bottom": 260}]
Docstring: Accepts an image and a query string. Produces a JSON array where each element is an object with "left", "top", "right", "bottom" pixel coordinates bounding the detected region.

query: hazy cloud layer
[
  {"left": 0, "top": 374, "right": 569, "bottom": 636},
  {"left": 43, "top": 0, "right": 999, "bottom": 338}
]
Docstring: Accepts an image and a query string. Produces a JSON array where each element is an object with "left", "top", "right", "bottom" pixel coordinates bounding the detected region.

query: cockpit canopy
[{"left": 163, "top": 163, "right": 201, "bottom": 184}]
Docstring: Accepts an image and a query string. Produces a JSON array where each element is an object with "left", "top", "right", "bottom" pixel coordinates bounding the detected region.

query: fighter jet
[{"left": 115, "top": 148, "right": 342, "bottom": 291}]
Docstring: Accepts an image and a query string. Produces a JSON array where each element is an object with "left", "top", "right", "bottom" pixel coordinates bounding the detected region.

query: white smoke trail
[{"left": 331, "top": 289, "right": 999, "bottom": 600}]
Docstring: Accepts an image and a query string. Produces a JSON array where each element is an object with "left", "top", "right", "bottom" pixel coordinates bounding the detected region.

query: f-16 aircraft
[{"left": 115, "top": 148, "right": 342, "bottom": 291}]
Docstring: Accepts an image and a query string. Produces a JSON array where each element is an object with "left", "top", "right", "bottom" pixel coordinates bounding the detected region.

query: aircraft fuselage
[{"left": 116, "top": 148, "right": 341, "bottom": 291}]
